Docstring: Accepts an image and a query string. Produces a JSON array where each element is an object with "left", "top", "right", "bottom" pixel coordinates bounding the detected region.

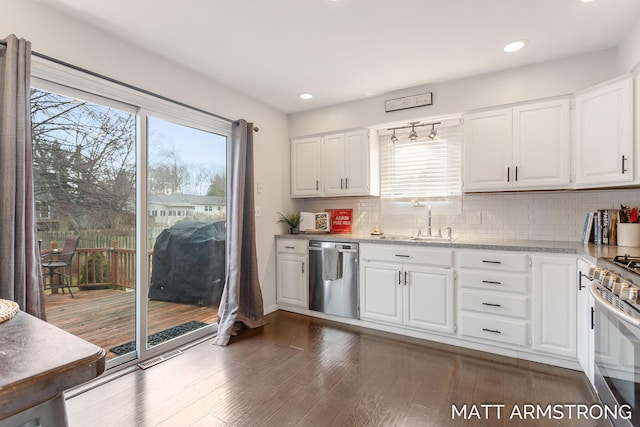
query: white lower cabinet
[
  {"left": 458, "top": 250, "right": 530, "bottom": 348},
  {"left": 531, "top": 255, "right": 577, "bottom": 359},
  {"left": 359, "top": 244, "right": 455, "bottom": 335},
  {"left": 577, "top": 258, "right": 595, "bottom": 385},
  {"left": 276, "top": 239, "right": 308, "bottom": 308}
]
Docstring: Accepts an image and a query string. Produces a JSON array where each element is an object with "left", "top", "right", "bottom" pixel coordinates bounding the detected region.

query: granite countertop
[{"left": 275, "top": 233, "right": 640, "bottom": 261}]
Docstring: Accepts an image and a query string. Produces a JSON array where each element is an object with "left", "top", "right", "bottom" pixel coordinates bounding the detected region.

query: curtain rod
[{"left": 1, "top": 39, "right": 237, "bottom": 125}]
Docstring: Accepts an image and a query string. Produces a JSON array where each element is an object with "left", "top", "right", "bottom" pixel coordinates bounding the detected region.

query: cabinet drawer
[
  {"left": 458, "top": 251, "right": 528, "bottom": 272},
  {"left": 360, "top": 244, "right": 452, "bottom": 267},
  {"left": 460, "top": 313, "right": 528, "bottom": 347},
  {"left": 459, "top": 270, "right": 528, "bottom": 294},
  {"left": 276, "top": 239, "right": 308, "bottom": 254},
  {"left": 460, "top": 290, "right": 528, "bottom": 320}
]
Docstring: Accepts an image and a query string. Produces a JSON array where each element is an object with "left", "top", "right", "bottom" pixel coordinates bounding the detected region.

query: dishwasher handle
[{"left": 308, "top": 246, "right": 358, "bottom": 254}]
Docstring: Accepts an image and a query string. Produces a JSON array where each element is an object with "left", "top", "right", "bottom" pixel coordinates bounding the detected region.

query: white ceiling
[{"left": 37, "top": 0, "right": 640, "bottom": 114}]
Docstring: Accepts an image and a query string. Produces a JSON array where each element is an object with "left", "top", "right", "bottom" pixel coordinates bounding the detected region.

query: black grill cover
[{"left": 148, "top": 220, "right": 226, "bottom": 306}]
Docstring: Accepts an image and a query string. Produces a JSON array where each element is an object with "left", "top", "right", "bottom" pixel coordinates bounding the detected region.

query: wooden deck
[{"left": 44, "top": 289, "right": 218, "bottom": 360}]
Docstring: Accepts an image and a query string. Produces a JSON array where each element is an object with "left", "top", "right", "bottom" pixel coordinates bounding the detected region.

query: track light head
[
  {"left": 391, "top": 129, "right": 398, "bottom": 143},
  {"left": 409, "top": 123, "right": 418, "bottom": 141},
  {"left": 428, "top": 124, "right": 437, "bottom": 140}
]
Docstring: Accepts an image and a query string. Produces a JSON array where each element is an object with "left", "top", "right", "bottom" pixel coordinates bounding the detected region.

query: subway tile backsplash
[{"left": 301, "top": 189, "right": 640, "bottom": 242}]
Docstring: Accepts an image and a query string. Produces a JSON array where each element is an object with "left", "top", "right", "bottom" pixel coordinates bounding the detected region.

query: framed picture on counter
[{"left": 314, "top": 212, "right": 330, "bottom": 232}]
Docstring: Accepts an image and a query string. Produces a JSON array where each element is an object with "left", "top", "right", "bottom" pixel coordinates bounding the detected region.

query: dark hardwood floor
[{"left": 66, "top": 311, "right": 607, "bottom": 426}]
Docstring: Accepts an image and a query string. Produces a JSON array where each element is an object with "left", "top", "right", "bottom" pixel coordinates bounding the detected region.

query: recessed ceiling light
[
  {"left": 503, "top": 40, "right": 528, "bottom": 53},
  {"left": 299, "top": 93, "right": 313, "bottom": 100}
]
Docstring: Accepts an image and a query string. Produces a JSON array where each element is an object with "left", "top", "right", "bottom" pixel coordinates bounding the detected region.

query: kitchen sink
[{"left": 408, "top": 236, "right": 457, "bottom": 243}]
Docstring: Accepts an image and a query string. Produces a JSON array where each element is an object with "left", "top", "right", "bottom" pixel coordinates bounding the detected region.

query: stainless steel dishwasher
[{"left": 308, "top": 240, "right": 359, "bottom": 318}]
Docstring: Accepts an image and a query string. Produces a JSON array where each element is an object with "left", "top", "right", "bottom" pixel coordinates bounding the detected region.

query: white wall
[
  {"left": 289, "top": 49, "right": 620, "bottom": 137},
  {"left": 619, "top": 18, "right": 640, "bottom": 73},
  {"left": 2, "top": 0, "right": 293, "bottom": 311}
]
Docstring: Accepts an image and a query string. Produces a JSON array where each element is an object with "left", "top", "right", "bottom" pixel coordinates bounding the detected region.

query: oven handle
[{"left": 590, "top": 282, "right": 640, "bottom": 328}]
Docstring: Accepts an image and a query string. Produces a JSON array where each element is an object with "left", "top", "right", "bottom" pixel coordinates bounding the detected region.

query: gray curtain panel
[
  {"left": 0, "top": 34, "right": 46, "bottom": 319},
  {"left": 213, "top": 119, "right": 266, "bottom": 346}
]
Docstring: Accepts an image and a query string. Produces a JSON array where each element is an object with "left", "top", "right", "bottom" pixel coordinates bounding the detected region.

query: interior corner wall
[
  {"left": 288, "top": 49, "right": 619, "bottom": 137},
  {"left": 2, "top": 0, "right": 292, "bottom": 310},
  {"left": 619, "top": 17, "right": 640, "bottom": 73}
]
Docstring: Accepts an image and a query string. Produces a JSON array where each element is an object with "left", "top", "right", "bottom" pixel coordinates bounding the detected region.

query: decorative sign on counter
[
  {"left": 385, "top": 92, "right": 432, "bottom": 112},
  {"left": 327, "top": 209, "right": 353, "bottom": 233}
]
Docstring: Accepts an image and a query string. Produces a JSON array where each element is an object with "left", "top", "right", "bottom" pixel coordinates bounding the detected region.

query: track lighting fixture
[
  {"left": 390, "top": 129, "right": 398, "bottom": 143},
  {"left": 387, "top": 121, "right": 441, "bottom": 143}
]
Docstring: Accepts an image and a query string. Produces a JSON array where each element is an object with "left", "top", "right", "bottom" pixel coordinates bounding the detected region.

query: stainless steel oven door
[{"left": 593, "top": 286, "right": 640, "bottom": 427}]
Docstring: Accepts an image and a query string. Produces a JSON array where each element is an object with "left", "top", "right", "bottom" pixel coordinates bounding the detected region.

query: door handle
[
  {"left": 482, "top": 302, "right": 501, "bottom": 307},
  {"left": 622, "top": 155, "right": 628, "bottom": 174},
  {"left": 398, "top": 271, "right": 402, "bottom": 285},
  {"left": 482, "top": 328, "right": 501, "bottom": 334},
  {"left": 482, "top": 280, "right": 502, "bottom": 285},
  {"left": 315, "top": 180, "right": 319, "bottom": 191},
  {"left": 345, "top": 177, "right": 348, "bottom": 189},
  {"left": 302, "top": 262, "right": 305, "bottom": 274},
  {"left": 404, "top": 271, "right": 408, "bottom": 286},
  {"left": 482, "top": 260, "right": 502, "bottom": 264},
  {"left": 507, "top": 167, "right": 510, "bottom": 182},
  {"left": 515, "top": 166, "right": 518, "bottom": 182},
  {"left": 340, "top": 178, "right": 344, "bottom": 189}
]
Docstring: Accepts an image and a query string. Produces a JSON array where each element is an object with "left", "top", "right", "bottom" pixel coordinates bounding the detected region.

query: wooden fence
[{"left": 43, "top": 240, "right": 152, "bottom": 291}]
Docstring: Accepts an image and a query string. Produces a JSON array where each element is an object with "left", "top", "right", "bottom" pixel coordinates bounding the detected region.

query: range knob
[
  {"left": 592, "top": 268, "right": 608, "bottom": 282},
  {"left": 621, "top": 284, "right": 639, "bottom": 303}
]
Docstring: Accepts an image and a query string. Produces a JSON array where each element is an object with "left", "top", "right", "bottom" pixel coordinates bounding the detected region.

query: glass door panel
[
  {"left": 31, "top": 86, "right": 138, "bottom": 363},
  {"left": 145, "top": 115, "right": 226, "bottom": 352}
]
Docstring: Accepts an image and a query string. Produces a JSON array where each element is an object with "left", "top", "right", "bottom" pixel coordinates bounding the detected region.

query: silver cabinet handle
[
  {"left": 340, "top": 178, "right": 344, "bottom": 189},
  {"left": 302, "top": 262, "right": 305, "bottom": 274},
  {"left": 622, "top": 155, "right": 628, "bottom": 174},
  {"left": 482, "top": 328, "right": 501, "bottom": 334},
  {"left": 316, "top": 180, "right": 319, "bottom": 191},
  {"left": 284, "top": 245, "right": 295, "bottom": 249},
  {"left": 404, "top": 271, "right": 408, "bottom": 286},
  {"left": 345, "top": 177, "right": 348, "bottom": 189},
  {"left": 482, "top": 260, "right": 501, "bottom": 264},
  {"left": 398, "top": 271, "right": 402, "bottom": 285},
  {"left": 507, "top": 167, "right": 510, "bottom": 182},
  {"left": 482, "top": 280, "right": 502, "bottom": 285},
  {"left": 395, "top": 254, "right": 410, "bottom": 258}
]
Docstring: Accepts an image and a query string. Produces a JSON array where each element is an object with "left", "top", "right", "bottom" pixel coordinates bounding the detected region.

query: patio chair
[{"left": 41, "top": 235, "right": 80, "bottom": 298}]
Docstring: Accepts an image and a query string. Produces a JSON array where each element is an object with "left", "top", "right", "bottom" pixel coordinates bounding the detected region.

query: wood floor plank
[{"left": 66, "top": 311, "right": 603, "bottom": 427}]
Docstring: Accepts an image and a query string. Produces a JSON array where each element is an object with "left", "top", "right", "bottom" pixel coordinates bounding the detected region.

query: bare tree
[{"left": 31, "top": 88, "right": 136, "bottom": 229}]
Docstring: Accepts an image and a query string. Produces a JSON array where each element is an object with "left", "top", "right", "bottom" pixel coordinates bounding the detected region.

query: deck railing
[{"left": 43, "top": 240, "right": 151, "bottom": 290}]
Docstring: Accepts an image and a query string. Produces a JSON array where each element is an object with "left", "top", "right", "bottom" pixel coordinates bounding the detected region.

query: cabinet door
[
  {"left": 360, "top": 261, "right": 403, "bottom": 325},
  {"left": 344, "top": 130, "right": 370, "bottom": 195},
  {"left": 404, "top": 266, "right": 454, "bottom": 334},
  {"left": 576, "top": 258, "right": 595, "bottom": 385},
  {"left": 512, "top": 99, "right": 570, "bottom": 190},
  {"left": 531, "top": 256, "right": 577, "bottom": 359},
  {"left": 291, "top": 137, "right": 322, "bottom": 197},
  {"left": 574, "top": 76, "right": 634, "bottom": 188},
  {"left": 276, "top": 253, "right": 308, "bottom": 307},
  {"left": 322, "top": 133, "right": 346, "bottom": 196},
  {"left": 463, "top": 108, "right": 513, "bottom": 192}
]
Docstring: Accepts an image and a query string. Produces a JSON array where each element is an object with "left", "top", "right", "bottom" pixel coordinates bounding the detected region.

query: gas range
[{"left": 593, "top": 255, "right": 640, "bottom": 326}]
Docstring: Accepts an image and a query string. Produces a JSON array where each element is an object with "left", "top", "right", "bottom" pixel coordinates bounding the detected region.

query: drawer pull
[
  {"left": 482, "top": 280, "right": 502, "bottom": 285},
  {"left": 482, "top": 302, "right": 501, "bottom": 307},
  {"left": 284, "top": 246, "right": 295, "bottom": 249},
  {"left": 482, "top": 328, "right": 501, "bottom": 334},
  {"left": 482, "top": 260, "right": 502, "bottom": 264},
  {"left": 395, "top": 254, "right": 410, "bottom": 258}
]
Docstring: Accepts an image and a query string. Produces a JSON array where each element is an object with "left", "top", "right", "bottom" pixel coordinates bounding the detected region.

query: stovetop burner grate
[{"left": 610, "top": 255, "right": 640, "bottom": 272}]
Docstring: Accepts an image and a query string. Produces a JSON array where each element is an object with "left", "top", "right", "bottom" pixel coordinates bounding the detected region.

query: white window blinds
[{"left": 380, "top": 120, "right": 462, "bottom": 200}]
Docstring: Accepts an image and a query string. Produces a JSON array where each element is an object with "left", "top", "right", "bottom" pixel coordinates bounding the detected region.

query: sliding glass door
[{"left": 32, "top": 77, "right": 229, "bottom": 367}]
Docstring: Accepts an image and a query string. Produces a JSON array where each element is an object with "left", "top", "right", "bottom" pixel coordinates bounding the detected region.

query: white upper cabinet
[
  {"left": 574, "top": 76, "right": 634, "bottom": 188},
  {"left": 462, "top": 108, "right": 512, "bottom": 191},
  {"left": 512, "top": 99, "right": 571, "bottom": 189},
  {"left": 291, "top": 136, "right": 321, "bottom": 197},
  {"left": 291, "top": 129, "right": 379, "bottom": 198},
  {"left": 463, "top": 98, "right": 571, "bottom": 192}
]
